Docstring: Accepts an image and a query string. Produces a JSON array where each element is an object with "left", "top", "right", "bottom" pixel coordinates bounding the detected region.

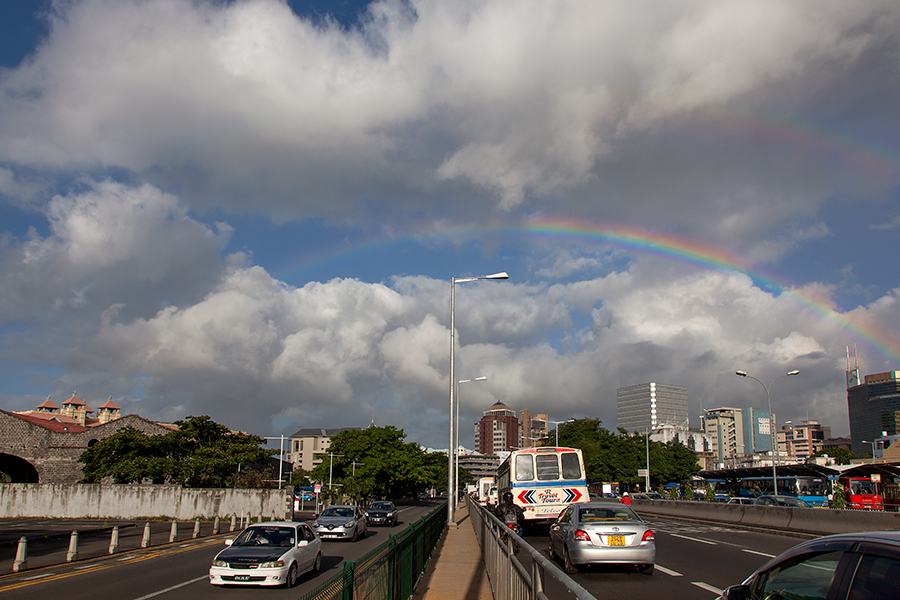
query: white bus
[
  {"left": 478, "top": 477, "right": 496, "bottom": 506},
  {"left": 496, "top": 447, "right": 588, "bottom": 523}
]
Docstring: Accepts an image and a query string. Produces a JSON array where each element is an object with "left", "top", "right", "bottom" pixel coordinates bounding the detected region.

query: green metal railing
[{"left": 298, "top": 501, "right": 447, "bottom": 600}]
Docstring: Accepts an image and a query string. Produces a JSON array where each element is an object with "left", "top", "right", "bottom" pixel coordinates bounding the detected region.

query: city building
[
  {"left": 457, "top": 451, "right": 501, "bottom": 482},
  {"left": 701, "top": 407, "right": 773, "bottom": 467},
  {"left": 645, "top": 423, "right": 717, "bottom": 470},
  {"left": 475, "top": 401, "right": 519, "bottom": 454},
  {"left": 518, "top": 408, "right": 548, "bottom": 448},
  {"left": 617, "top": 382, "right": 689, "bottom": 433},
  {"left": 847, "top": 370, "right": 900, "bottom": 457},
  {"left": 776, "top": 420, "right": 831, "bottom": 459},
  {"left": 286, "top": 427, "right": 360, "bottom": 473}
]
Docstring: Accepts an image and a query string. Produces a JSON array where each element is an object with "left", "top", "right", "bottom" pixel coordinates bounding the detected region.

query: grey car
[
  {"left": 722, "top": 530, "right": 900, "bottom": 599},
  {"left": 548, "top": 502, "right": 656, "bottom": 575},
  {"left": 753, "top": 494, "right": 810, "bottom": 507},
  {"left": 312, "top": 505, "right": 368, "bottom": 541}
]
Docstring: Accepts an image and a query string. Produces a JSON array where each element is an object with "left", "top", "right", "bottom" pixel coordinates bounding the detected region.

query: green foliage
[
  {"left": 667, "top": 486, "right": 678, "bottom": 500},
  {"left": 307, "top": 426, "right": 441, "bottom": 502},
  {"left": 684, "top": 485, "right": 694, "bottom": 501},
  {"left": 812, "top": 447, "right": 855, "bottom": 465},
  {"left": 79, "top": 416, "right": 274, "bottom": 487},
  {"left": 553, "top": 418, "right": 700, "bottom": 489},
  {"left": 830, "top": 482, "right": 848, "bottom": 509},
  {"left": 705, "top": 482, "right": 715, "bottom": 502}
]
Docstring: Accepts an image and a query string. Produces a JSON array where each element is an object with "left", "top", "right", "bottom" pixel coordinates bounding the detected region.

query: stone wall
[{"left": 0, "top": 483, "right": 291, "bottom": 520}]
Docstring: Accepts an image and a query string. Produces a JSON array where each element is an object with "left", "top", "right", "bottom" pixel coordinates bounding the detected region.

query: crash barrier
[
  {"left": 5, "top": 517, "right": 230, "bottom": 573},
  {"left": 0, "top": 483, "right": 290, "bottom": 520},
  {"left": 632, "top": 499, "right": 900, "bottom": 536},
  {"left": 468, "top": 496, "right": 596, "bottom": 600},
  {"left": 297, "top": 501, "right": 447, "bottom": 600}
]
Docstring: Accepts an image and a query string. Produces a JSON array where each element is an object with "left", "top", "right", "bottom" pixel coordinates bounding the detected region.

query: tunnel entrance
[{"left": 0, "top": 453, "right": 40, "bottom": 483}]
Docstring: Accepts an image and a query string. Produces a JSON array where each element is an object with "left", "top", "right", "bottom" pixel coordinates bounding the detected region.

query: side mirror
[
  {"left": 297, "top": 540, "right": 308, "bottom": 548},
  {"left": 225, "top": 539, "right": 234, "bottom": 546},
  {"left": 722, "top": 585, "right": 751, "bottom": 600}
]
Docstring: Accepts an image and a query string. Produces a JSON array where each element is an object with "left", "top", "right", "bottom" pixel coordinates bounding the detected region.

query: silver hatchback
[
  {"left": 548, "top": 502, "right": 656, "bottom": 575},
  {"left": 312, "top": 505, "right": 368, "bottom": 541}
]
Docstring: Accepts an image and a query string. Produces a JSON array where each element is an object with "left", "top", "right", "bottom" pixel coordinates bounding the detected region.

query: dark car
[
  {"left": 365, "top": 501, "right": 399, "bottom": 526},
  {"left": 753, "top": 494, "right": 810, "bottom": 507},
  {"left": 209, "top": 522, "right": 322, "bottom": 588},
  {"left": 721, "top": 530, "right": 900, "bottom": 599}
]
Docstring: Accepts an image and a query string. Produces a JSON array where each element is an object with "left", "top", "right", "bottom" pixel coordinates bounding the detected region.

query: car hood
[
  {"left": 367, "top": 510, "right": 392, "bottom": 515},
  {"left": 215, "top": 546, "right": 288, "bottom": 564},
  {"left": 316, "top": 516, "right": 355, "bottom": 525}
]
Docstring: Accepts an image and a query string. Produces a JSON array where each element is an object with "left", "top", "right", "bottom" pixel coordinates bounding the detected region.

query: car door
[
  {"left": 295, "top": 524, "right": 316, "bottom": 572},
  {"left": 748, "top": 550, "right": 847, "bottom": 599},
  {"left": 550, "top": 506, "right": 573, "bottom": 555}
]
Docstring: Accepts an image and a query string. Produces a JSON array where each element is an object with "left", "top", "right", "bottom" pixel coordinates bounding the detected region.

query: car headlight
[
  {"left": 343, "top": 520, "right": 356, "bottom": 529},
  {"left": 258, "top": 560, "right": 285, "bottom": 568},
  {"left": 212, "top": 559, "right": 228, "bottom": 567}
]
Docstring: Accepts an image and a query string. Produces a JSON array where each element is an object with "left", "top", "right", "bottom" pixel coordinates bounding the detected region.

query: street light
[
  {"left": 862, "top": 440, "right": 879, "bottom": 460},
  {"left": 735, "top": 369, "right": 799, "bottom": 495},
  {"left": 264, "top": 435, "right": 286, "bottom": 489},
  {"left": 456, "top": 376, "right": 487, "bottom": 498},
  {"left": 550, "top": 419, "right": 574, "bottom": 447},
  {"left": 449, "top": 272, "right": 509, "bottom": 526}
]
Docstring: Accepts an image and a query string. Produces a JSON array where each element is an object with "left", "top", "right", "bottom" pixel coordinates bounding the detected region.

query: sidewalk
[{"left": 413, "top": 500, "right": 493, "bottom": 600}]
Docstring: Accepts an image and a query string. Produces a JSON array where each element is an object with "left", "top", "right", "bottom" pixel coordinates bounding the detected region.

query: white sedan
[{"left": 209, "top": 521, "right": 322, "bottom": 588}]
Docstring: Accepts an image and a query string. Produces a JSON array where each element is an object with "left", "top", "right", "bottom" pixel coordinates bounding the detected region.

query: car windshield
[
  {"left": 321, "top": 507, "right": 355, "bottom": 518},
  {"left": 370, "top": 502, "right": 393, "bottom": 510},
  {"left": 233, "top": 526, "right": 295, "bottom": 547},
  {"left": 578, "top": 507, "right": 639, "bottom": 522}
]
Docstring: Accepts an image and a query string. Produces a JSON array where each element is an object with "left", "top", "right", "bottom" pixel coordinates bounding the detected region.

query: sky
[{"left": 1, "top": 0, "right": 899, "bottom": 452}]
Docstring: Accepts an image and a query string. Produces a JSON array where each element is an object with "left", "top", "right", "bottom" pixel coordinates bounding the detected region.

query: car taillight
[
  {"left": 642, "top": 530, "right": 655, "bottom": 542},
  {"left": 574, "top": 529, "right": 590, "bottom": 541}
]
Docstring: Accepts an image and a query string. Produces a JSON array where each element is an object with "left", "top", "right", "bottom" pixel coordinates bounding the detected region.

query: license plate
[
  {"left": 235, "top": 575, "right": 251, "bottom": 581},
  {"left": 608, "top": 535, "right": 625, "bottom": 546}
]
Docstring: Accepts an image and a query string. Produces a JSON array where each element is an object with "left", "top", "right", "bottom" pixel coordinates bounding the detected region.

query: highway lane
[
  {"left": 520, "top": 517, "right": 810, "bottom": 600},
  {"left": 0, "top": 503, "right": 435, "bottom": 600}
]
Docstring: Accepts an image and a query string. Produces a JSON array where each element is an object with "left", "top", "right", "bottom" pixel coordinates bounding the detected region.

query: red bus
[{"left": 842, "top": 476, "right": 883, "bottom": 510}]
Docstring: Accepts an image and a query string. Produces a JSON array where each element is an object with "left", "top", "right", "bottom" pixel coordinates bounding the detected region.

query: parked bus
[
  {"left": 841, "top": 476, "right": 883, "bottom": 510},
  {"left": 496, "top": 447, "right": 588, "bottom": 523},
  {"left": 686, "top": 478, "right": 730, "bottom": 501},
  {"left": 738, "top": 475, "right": 830, "bottom": 507},
  {"left": 477, "top": 477, "right": 496, "bottom": 506}
]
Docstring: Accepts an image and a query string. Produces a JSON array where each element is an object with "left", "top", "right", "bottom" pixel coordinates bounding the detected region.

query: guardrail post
[
  {"left": 109, "top": 525, "right": 119, "bottom": 554},
  {"left": 342, "top": 559, "right": 355, "bottom": 600},
  {"left": 169, "top": 520, "right": 178, "bottom": 543},
  {"left": 193, "top": 519, "right": 201, "bottom": 539},
  {"left": 67, "top": 530, "right": 79, "bottom": 562},
  {"left": 141, "top": 522, "right": 151, "bottom": 548},
  {"left": 230, "top": 514, "right": 236, "bottom": 531},
  {"left": 13, "top": 537, "right": 27, "bottom": 572},
  {"left": 213, "top": 516, "right": 220, "bottom": 535}
]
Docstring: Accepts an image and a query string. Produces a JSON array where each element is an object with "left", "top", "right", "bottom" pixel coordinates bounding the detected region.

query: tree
[
  {"left": 307, "top": 426, "right": 437, "bottom": 501},
  {"left": 79, "top": 415, "right": 274, "bottom": 487},
  {"left": 813, "top": 448, "right": 855, "bottom": 465}
]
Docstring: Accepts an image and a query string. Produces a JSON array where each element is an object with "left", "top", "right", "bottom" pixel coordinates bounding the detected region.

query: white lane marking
[
  {"left": 21, "top": 573, "right": 55, "bottom": 580},
  {"left": 131, "top": 575, "right": 208, "bottom": 600},
  {"left": 742, "top": 548, "right": 776, "bottom": 558},
  {"left": 655, "top": 564, "right": 683, "bottom": 577},
  {"left": 671, "top": 533, "right": 718, "bottom": 545},
  {"left": 692, "top": 581, "right": 724, "bottom": 595}
]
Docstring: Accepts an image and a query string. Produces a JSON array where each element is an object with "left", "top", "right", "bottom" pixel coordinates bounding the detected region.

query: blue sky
[{"left": 1, "top": 0, "right": 899, "bottom": 450}]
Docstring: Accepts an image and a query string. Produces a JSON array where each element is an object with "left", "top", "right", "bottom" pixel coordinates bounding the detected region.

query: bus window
[
  {"left": 515, "top": 454, "right": 534, "bottom": 481},
  {"left": 561, "top": 452, "right": 581, "bottom": 480},
  {"left": 536, "top": 454, "right": 560, "bottom": 480},
  {"left": 851, "top": 480, "right": 876, "bottom": 496}
]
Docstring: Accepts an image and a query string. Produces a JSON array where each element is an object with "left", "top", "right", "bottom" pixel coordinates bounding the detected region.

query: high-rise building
[
  {"left": 701, "top": 407, "right": 772, "bottom": 466},
  {"left": 847, "top": 370, "right": 900, "bottom": 457},
  {"left": 617, "top": 382, "right": 689, "bottom": 432},
  {"left": 777, "top": 420, "right": 831, "bottom": 459},
  {"left": 518, "top": 409, "right": 548, "bottom": 448},
  {"left": 475, "top": 401, "right": 519, "bottom": 454}
]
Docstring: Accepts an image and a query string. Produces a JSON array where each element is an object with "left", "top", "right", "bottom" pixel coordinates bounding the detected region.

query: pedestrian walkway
[{"left": 413, "top": 500, "right": 493, "bottom": 600}]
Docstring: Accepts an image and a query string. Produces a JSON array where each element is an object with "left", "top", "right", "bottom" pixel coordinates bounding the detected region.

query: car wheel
[
  {"left": 313, "top": 552, "right": 322, "bottom": 573},
  {"left": 639, "top": 563, "right": 654, "bottom": 575},
  {"left": 350, "top": 527, "right": 358, "bottom": 542},
  {"left": 563, "top": 546, "right": 578, "bottom": 575},
  {"left": 286, "top": 563, "right": 299, "bottom": 588}
]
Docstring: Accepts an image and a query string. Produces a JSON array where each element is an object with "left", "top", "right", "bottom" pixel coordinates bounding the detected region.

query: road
[
  {"left": 0, "top": 508, "right": 810, "bottom": 600},
  {"left": 0, "top": 503, "right": 435, "bottom": 600},
  {"left": 520, "top": 516, "right": 810, "bottom": 600}
]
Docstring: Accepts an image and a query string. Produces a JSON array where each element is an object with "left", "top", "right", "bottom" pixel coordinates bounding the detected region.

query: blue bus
[{"left": 738, "top": 476, "right": 829, "bottom": 507}]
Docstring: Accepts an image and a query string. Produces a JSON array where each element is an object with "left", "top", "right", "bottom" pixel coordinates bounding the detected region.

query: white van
[{"left": 478, "top": 477, "right": 495, "bottom": 506}]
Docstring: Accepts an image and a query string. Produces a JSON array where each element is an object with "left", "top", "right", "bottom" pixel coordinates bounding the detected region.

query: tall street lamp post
[
  {"left": 456, "top": 376, "right": 487, "bottom": 499},
  {"left": 735, "top": 369, "right": 799, "bottom": 495},
  {"left": 449, "top": 272, "right": 508, "bottom": 526},
  {"left": 551, "top": 419, "right": 574, "bottom": 447},
  {"left": 264, "top": 435, "right": 286, "bottom": 489}
]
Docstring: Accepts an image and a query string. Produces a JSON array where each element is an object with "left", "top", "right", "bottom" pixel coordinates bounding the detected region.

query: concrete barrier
[
  {"left": 0, "top": 483, "right": 290, "bottom": 520},
  {"left": 633, "top": 499, "right": 900, "bottom": 536}
]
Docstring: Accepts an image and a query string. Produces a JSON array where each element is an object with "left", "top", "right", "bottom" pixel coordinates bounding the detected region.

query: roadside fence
[
  {"left": 298, "top": 501, "right": 447, "bottom": 600},
  {"left": 467, "top": 496, "right": 595, "bottom": 600}
]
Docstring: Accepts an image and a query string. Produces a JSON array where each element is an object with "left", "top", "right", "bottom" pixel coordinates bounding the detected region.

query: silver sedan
[{"left": 548, "top": 502, "right": 656, "bottom": 575}]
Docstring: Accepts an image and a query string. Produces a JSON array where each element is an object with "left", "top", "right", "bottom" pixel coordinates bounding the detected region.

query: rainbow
[{"left": 279, "top": 217, "right": 900, "bottom": 363}]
